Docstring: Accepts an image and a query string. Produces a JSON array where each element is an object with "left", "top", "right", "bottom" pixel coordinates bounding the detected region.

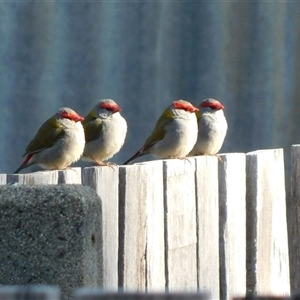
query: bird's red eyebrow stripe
[
  {"left": 100, "top": 102, "right": 121, "bottom": 113},
  {"left": 201, "top": 101, "right": 224, "bottom": 110},
  {"left": 173, "top": 101, "right": 199, "bottom": 112},
  {"left": 60, "top": 112, "right": 84, "bottom": 122}
]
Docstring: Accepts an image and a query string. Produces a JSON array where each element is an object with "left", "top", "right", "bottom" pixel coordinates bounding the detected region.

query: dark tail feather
[
  {"left": 14, "top": 164, "right": 26, "bottom": 174},
  {"left": 123, "top": 149, "right": 144, "bottom": 165}
]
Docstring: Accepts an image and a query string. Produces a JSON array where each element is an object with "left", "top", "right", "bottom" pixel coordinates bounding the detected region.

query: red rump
[
  {"left": 201, "top": 99, "right": 224, "bottom": 110},
  {"left": 173, "top": 100, "right": 199, "bottom": 112},
  {"left": 60, "top": 111, "right": 84, "bottom": 122},
  {"left": 21, "top": 153, "right": 35, "bottom": 167},
  {"left": 100, "top": 101, "right": 121, "bottom": 113}
]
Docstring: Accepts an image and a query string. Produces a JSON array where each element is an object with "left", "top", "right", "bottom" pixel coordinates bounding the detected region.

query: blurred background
[{"left": 0, "top": 1, "right": 299, "bottom": 177}]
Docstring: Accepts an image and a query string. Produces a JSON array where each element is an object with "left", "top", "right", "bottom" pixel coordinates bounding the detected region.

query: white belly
[
  {"left": 36, "top": 123, "right": 85, "bottom": 169},
  {"left": 152, "top": 115, "right": 198, "bottom": 158},
  {"left": 83, "top": 116, "right": 127, "bottom": 162}
]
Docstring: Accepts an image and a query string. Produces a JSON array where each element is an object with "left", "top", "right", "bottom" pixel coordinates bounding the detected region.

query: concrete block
[{"left": 0, "top": 185, "right": 103, "bottom": 300}]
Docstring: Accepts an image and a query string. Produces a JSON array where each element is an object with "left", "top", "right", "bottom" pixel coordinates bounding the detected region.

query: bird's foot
[
  {"left": 215, "top": 154, "right": 223, "bottom": 162},
  {"left": 95, "top": 160, "right": 117, "bottom": 169},
  {"left": 104, "top": 161, "right": 117, "bottom": 169},
  {"left": 178, "top": 157, "right": 188, "bottom": 160},
  {"left": 181, "top": 156, "right": 193, "bottom": 164},
  {"left": 193, "top": 153, "right": 223, "bottom": 162},
  {"left": 166, "top": 156, "right": 188, "bottom": 160},
  {"left": 204, "top": 153, "right": 223, "bottom": 162},
  {"left": 168, "top": 156, "right": 192, "bottom": 164},
  {"left": 59, "top": 166, "right": 78, "bottom": 172}
]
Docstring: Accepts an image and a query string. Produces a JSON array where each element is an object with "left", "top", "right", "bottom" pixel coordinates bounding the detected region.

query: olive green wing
[
  {"left": 195, "top": 110, "right": 201, "bottom": 120},
  {"left": 24, "top": 117, "right": 65, "bottom": 156},
  {"left": 142, "top": 111, "right": 174, "bottom": 152},
  {"left": 82, "top": 116, "right": 103, "bottom": 143}
]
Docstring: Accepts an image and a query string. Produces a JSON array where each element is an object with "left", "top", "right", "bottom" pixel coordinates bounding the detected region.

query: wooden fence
[{"left": 2, "top": 146, "right": 300, "bottom": 299}]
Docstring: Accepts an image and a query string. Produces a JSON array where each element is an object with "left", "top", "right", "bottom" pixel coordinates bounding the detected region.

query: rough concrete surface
[{"left": 0, "top": 184, "right": 103, "bottom": 300}]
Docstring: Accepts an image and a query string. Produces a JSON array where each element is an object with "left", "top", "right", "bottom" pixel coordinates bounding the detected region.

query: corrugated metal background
[{"left": 0, "top": 1, "right": 299, "bottom": 174}]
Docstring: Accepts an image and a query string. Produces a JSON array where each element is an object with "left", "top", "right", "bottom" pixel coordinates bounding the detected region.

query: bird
[
  {"left": 188, "top": 98, "right": 227, "bottom": 156},
  {"left": 81, "top": 99, "right": 127, "bottom": 166},
  {"left": 14, "top": 107, "right": 85, "bottom": 174},
  {"left": 123, "top": 99, "right": 199, "bottom": 165}
]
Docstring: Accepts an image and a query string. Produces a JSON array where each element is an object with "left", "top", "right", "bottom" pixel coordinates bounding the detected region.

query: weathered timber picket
[
  {"left": 290, "top": 145, "right": 300, "bottom": 292},
  {"left": 163, "top": 159, "right": 198, "bottom": 292},
  {"left": 0, "top": 147, "right": 295, "bottom": 300},
  {"left": 5, "top": 167, "right": 82, "bottom": 185},
  {"left": 83, "top": 166, "right": 120, "bottom": 290},
  {"left": 118, "top": 161, "right": 165, "bottom": 291},
  {"left": 195, "top": 156, "right": 219, "bottom": 298},
  {"left": 246, "top": 149, "right": 290, "bottom": 295},
  {"left": 73, "top": 288, "right": 209, "bottom": 300},
  {"left": 218, "top": 153, "right": 246, "bottom": 299}
]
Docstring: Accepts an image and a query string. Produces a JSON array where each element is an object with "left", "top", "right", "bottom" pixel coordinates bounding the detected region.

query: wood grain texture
[
  {"left": 82, "top": 166, "right": 119, "bottom": 290},
  {"left": 7, "top": 171, "right": 59, "bottom": 185},
  {"left": 163, "top": 158, "right": 197, "bottom": 291},
  {"left": 73, "top": 288, "right": 209, "bottom": 300},
  {"left": 119, "top": 161, "right": 165, "bottom": 291},
  {"left": 194, "top": 155, "right": 219, "bottom": 299},
  {"left": 6, "top": 168, "right": 81, "bottom": 185},
  {"left": 246, "top": 149, "right": 290, "bottom": 296},
  {"left": 0, "top": 174, "right": 7, "bottom": 185},
  {"left": 57, "top": 168, "right": 82, "bottom": 183},
  {"left": 218, "top": 153, "right": 246, "bottom": 300},
  {"left": 290, "top": 145, "right": 300, "bottom": 292}
]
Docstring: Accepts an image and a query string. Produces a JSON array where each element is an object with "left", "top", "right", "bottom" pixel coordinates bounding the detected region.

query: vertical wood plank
[
  {"left": 234, "top": 296, "right": 290, "bottom": 300},
  {"left": 118, "top": 161, "right": 165, "bottom": 291},
  {"left": 246, "top": 149, "right": 290, "bottom": 296},
  {"left": 194, "top": 156, "right": 219, "bottom": 299},
  {"left": 7, "top": 171, "right": 59, "bottom": 185},
  {"left": 83, "top": 166, "right": 119, "bottom": 290},
  {"left": 218, "top": 153, "right": 246, "bottom": 300},
  {"left": 73, "top": 289, "right": 209, "bottom": 300},
  {"left": 163, "top": 158, "right": 197, "bottom": 291},
  {"left": 57, "top": 168, "right": 82, "bottom": 183},
  {"left": 0, "top": 174, "right": 7, "bottom": 185},
  {"left": 6, "top": 168, "right": 81, "bottom": 185},
  {"left": 290, "top": 144, "right": 300, "bottom": 292},
  {"left": 143, "top": 161, "right": 165, "bottom": 292}
]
